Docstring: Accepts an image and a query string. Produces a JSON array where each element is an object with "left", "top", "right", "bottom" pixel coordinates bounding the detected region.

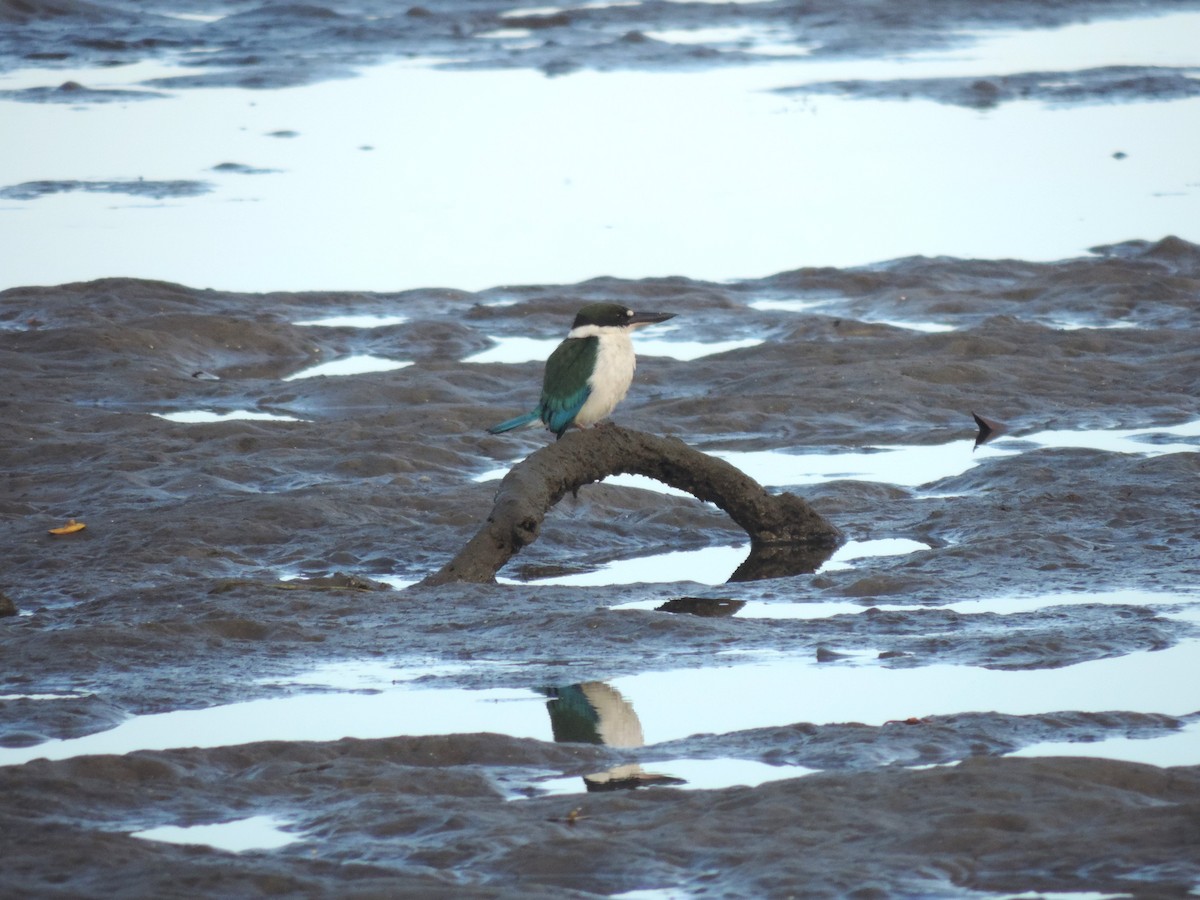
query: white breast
[{"left": 570, "top": 326, "right": 636, "bottom": 427}]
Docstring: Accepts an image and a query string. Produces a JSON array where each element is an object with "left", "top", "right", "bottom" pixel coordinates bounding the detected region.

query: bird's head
[{"left": 572, "top": 302, "right": 675, "bottom": 331}]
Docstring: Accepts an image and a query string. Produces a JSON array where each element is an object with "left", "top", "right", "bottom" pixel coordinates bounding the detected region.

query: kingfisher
[{"left": 487, "top": 302, "right": 676, "bottom": 439}]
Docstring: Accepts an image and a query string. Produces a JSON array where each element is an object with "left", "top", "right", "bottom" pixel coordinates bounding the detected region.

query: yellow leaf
[{"left": 48, "top": 519, "right": 86, "bottom": 535}]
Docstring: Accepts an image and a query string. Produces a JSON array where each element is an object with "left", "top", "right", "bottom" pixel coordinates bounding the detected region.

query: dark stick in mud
[{"left": 422, "top": 424, "right": 842, "bottom": 586}]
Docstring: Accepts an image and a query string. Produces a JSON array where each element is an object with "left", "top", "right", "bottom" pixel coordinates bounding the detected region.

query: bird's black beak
[{"left": 628, "top": 311, "right": 675, "bottom": 328}]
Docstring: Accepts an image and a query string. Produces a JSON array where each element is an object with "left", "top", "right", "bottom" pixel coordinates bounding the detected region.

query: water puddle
[
  {"left": 707, "top": 440, "right": 1000, "bottom": 489},
  {"left": 462, "top": 334, "right": 762, "bottom": 364},
  {"left": 462, "top": 337, "right": 567, "bottom": 365},
  {"left": 282, "top": 355, "right": 413, "bottom": 381},
  {"left": 631, "top": 337, "right": 764, "bottom": 360},
  {"left": 293, "top": 314, "right": 408, "bottom": 328},
  {"left": 0, "top": 59, "right": 207, "bottom": 92},
  {"left": 373, "top": 575, "right": 420, "bottom": 591},
  {"left": 153, "top": 410, "right": 303, "bottom": 423},
  {"left": 944, "top": 11, "right": 1200, "bottom": 74},
  {"left": 3, "top": 12, "right": 1197, "bottom": 292},
  {"left": 1009, "top": 420, "right": 1200, "bottom": 455},
  {"left": 524, "top": 680, "right": 819, "bottom": 794},
  {"left": 131, "top": 815, "right": 302, "bottom": 853},
  {"left": 1046, "top": 318, "right": 1138, "bottom": 331},
  {"left": 163, "top": 12, "right": 226, "bottom": 24},
  {"left": 5, "top": 629, "right": 1196, "bottom": 771},
  {"left": 711, "top": 419, "right": 1200, "bottom": 490},
  {"left": 502, "top": 538, "right": 928, "bottom": 586},
  {"left": 596, "top": 473, "right": 692, "bottom": 497},
  {"left": 503, "top": 1, "right": 648, "bottom": 17},
  {"left": 871, "top": 319, "right": 958, "bottom": 333},
  {"left": 610, "top": 890, "right": 698, "bottom": 900},
  {"left": 0, "top": 684, "right": 550, "bottom": 768},
  {"left": 747, "top": 297, "right": 835, "bottom": 313},
  {"left": 615, "top": 588, "right": 1200, "bottom": 621},
  {"left": 471, "top": 441, "right": 991, "bottom": 489},
  {"left": 255, "top": 659, "right": 475, "bottom": 690},
  {"left": 643, "top": 26, "right": 816, "bottom": 58},
  {"left": 501, "top": 5, "right": 566, "bottom": 16},
  {"left": 600, "top": 644, "right": 1200, "bottom": 744},
  {"left": 501, "top": 545, "right": 749, "bottom": 587},
  {"left": 1010, "top": 719, "right": 1200, "bottom": 769},
  {"left": 811, "top": 537, "right": 930, "bottom": 570},
  {"left": 477, "top": 420, "right": 1200, "bottom": 495},
  {"left": 477, "top": 28, "right": 540, "bottom": 47},
  {"left": 750, "top": 297, "right": 959, "bottom": 332},
  {"left": 530, "top": 757, "right": 817, "bottom": 797}
]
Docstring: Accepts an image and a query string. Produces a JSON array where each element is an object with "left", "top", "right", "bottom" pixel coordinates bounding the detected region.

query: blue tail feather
[{"left": 487, "top": 410, "right": 540, "bottom": 434}]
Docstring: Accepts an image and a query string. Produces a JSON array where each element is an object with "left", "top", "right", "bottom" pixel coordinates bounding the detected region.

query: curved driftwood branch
[{"left": 422, "top": 424, "right": 842, "bottom": 586}]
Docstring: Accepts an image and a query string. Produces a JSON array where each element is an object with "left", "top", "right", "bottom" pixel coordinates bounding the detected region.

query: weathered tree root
[{"left": 422, "top": 425, "right": 842, "bottom": 586}]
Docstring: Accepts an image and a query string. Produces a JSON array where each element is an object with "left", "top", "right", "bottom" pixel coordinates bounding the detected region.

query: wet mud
[
  {"left": 0, "top": 178, "right": 213, "bottom": 200},
  {"left": 784, "top": 64, "right": 1200, "bottom": 109},
  {"left": 3, "top": 235, "right": 1200, "bottom": 896},
  {"left": 4, "top": 0, "right": 1200, "bottom": 88},
  {"left": 5, "top": 748, "right": 1200, "bottom": 898},
  {"left": 4, "top": 0, "right": 1200, "bottom": 895},
  {"left": 0, "top": 79, "right": 169, "bottom": 103}
]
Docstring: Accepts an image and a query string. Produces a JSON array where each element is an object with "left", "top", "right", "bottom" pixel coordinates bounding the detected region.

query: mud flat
[
  {"left": 3, "top": 0, "right": 1200, "bottom": 895},
  {"left": 2, "top": 235, "right": 1200, "bottom": 896}
]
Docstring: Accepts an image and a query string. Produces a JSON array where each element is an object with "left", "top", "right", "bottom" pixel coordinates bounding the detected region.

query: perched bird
[{"left": 488, "top": 302, "right": 676, "bottom": 439}]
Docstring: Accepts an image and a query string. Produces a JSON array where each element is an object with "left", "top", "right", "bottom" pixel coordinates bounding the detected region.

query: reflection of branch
[{"left": 422, "top": 424, "right": 842, "bottom": 585}]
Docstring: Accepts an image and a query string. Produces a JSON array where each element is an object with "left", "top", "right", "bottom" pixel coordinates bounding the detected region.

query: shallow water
[
  {"left": 748, "top": 296, "right": 1136, "bottom": 333},
  {"left": 530, "top": 757, "right": 819, "bottom": 797},
  {"left": 131, "top": 815, "right": 302, "bottom": 853},
  {"left": 1009, "top": 720, "right": 1200, "bottom": 769},
  {"left": 152, "top": 409, "right": 304, "bottom": 423},
  {"left": 281, "top": 354, "right": 413, "bottom": 381},
  {"left": 504, "top": 538, "right": 931, "bottom": 586},
  {"left": 0, "top": 683, "right": 551, "bottom": 767},
  {"left": 711, "top": 420, "right": 1200, "bottom": 489},
  {"left": 293, "top": 313, "right": 409, "bottom": 328},
  {"left": 618, "top": 589, "right": 1200, "bottom": 622},
  {"left": 607, "top": 641, "right": 1200, "bottom": 744},
  {"left": 477, "top": 420, "right": 1200, "bottom": 494},
  {"left": 4, "top": 626, "right": 1196, "bottom": 774},
  {"left": 472, "top": 441, "right": 1001, "bottom": 489},
  {"left": 2, "top": 13, "right": 1198, "bottom": 292},
  {"left": 463, "top": 333, "right": 764, "bottom": 364}
]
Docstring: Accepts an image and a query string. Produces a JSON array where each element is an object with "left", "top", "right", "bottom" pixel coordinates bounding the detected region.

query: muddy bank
[
  {"left": 4, "top": 0, "right": 1200, "bottom": 87},
  {"left": 1, "top": 237, "right": 1199, "bottom": 895},
  {"left": 2, "top": 237, "right": 1198, "bottom": 604},
  {"left": 783, "top": 64, "right": 1200, "bottom": 109},
  {"left": 4, "top": 748, "right": 1200, "bottom": 898}
]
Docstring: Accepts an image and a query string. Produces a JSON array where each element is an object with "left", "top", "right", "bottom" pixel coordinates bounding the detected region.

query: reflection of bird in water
[
  {"left": 542, "top": 682, "right": 685, "bottom": 792},
  {"left": 488, "top": 303, "right": 675, "bottom": 439},
  {"left": 544, "top": 682, "right": 644, "bottom": 747}
]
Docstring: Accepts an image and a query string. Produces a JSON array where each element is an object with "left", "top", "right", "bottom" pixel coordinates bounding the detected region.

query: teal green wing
[{"left": 539, "top": 336, "right": 596, "bottom": 436}]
